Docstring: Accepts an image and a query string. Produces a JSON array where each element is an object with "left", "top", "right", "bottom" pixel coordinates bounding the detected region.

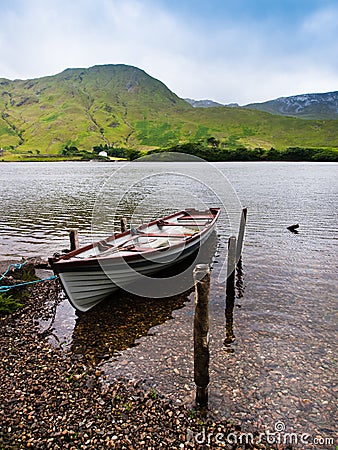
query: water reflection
[
  {"left": 224, "top": 258, "right": 245, "bottom": 348},
  {"left": 71, "top": 292, "right": 192, "bottom": 366},
  {"left": 40, "top": 232, "right": 218, "bottom": 365},
  {"left": 5, "top": 161, "right": 336, "bottom": 435},
  {"left": 38, "top": 283, "right": 194, "bottom": 366}
]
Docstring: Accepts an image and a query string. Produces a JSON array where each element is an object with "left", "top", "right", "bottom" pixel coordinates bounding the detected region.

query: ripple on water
[{"left": 2, "top": 161, "right": 337, "bottom": 437}]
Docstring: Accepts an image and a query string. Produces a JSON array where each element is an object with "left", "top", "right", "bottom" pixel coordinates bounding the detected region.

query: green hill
[{"left": 0, "top": 64, "right": 337, "bottom": 160}]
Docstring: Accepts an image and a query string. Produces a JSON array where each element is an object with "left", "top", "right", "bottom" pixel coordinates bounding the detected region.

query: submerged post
[
  {"left": 121, "top": 218, "right": 127, "bottom": 233},
  {"left": 193, "top": 264, "right": 210, "bottom": 408},
  {"left": 224, "top": 236, "right": 237, "bottom": 345},
  {"left": 69, "top": 229, "right": 79, "bottom": 251},
  {"left": 227, "top": 236, "right": 237, "bottom": 295},
  {"left": 224, "top": 236, "right": 236, "bottom": 344},
  {"left": 236, "top": 207, "right": 247, "bottom": 264}
]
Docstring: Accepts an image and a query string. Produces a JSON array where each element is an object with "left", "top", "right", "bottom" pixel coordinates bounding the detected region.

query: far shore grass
[
  {"left": 1, "top": 144, "right": 338, "bottom": 162},
  {"left": 0, "top": 154, "right": 128, "bottom": 162}
]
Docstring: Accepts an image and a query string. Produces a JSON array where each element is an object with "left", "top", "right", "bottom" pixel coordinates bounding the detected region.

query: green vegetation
[
  {"left": 149, "top": 388, "right": 158, "bottom": 400},
  {"left": 0, "top": 293, "right": 23, "bottom": 315},
  {"left": 135, "top": 121, "right": 180, "bottom": 147},
  {"left": 0, "top": 64, "right": 337, "bottom": 161},
  {"left": 93, "top": 144, "right": 126, "bottom": 158},
  {"left": 150, "top": 141, "right": 338, "bottom": 162}
]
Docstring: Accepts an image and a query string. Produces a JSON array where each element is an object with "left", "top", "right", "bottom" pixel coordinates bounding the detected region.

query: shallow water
[{"left": 1, "top": 161, "right": 337, "bottom": 440}]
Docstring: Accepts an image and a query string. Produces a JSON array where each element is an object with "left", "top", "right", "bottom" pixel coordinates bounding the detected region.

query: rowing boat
[{"left": 50, "top": 208, "right": 220, "bottom": 312}]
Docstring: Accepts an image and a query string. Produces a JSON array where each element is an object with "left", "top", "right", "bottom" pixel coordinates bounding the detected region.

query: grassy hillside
[{"left": 0, "top": 64, "right": 337, "bottom": 160}]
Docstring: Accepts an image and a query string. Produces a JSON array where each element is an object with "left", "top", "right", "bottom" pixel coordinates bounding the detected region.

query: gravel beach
[{"left": 0, "top": 275, "right": 289, "bottom": 450}]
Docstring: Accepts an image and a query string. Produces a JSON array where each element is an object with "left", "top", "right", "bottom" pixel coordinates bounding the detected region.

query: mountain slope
[
  {"left": 244, "top": 91, "right": 338, "bottom": 119},
  {"left": 185, "top": 98, "right": 239, "bottom": 108},
  {"left": 0, "top": 64, "right": 337, "bottom": 157},
  {"left": 0, "top": 64, "right": 191, "bottom": 154},
  {"left": 184, "top": 98, "right": 223, "bottom": 108}
]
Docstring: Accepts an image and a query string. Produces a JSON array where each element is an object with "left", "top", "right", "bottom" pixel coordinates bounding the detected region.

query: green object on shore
[
  {"left": 0, "top": 262, "right": 57, "bottom": 314},
  {"left": 0, "top": 293, "right": 23, "bottom": 315},
  {"left": 1, "top": 260, "right": 57, "bottom": 293},
  {"left": 0, "top": 261, "right": 27, "bottom": 281},
  {"left": 0, "top": 275, "right": 57, "bottom": 293}
]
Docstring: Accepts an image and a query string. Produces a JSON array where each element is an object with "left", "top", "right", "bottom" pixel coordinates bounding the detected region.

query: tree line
[
  {"left": 61, "top": 141, "right": 338, "bottom": 162},
  {"left": 149, "top": 142, "right": 338, "bottom": 162}
]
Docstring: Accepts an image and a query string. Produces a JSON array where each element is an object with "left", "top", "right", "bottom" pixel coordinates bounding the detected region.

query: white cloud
[
  {"left": 302, "top": 5, "right": 338, "bottom": 35},
  {"left": 0, "top": 0, "right": 337, "bottom": 103}
]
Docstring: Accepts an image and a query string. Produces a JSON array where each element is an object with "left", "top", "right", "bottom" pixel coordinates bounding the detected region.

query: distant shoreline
[
  {"left": 1, "top": 159, "right": 338, "bottom": 163},
  {"left": 2, "top": 144, "right": 337, "bottom": 163}
]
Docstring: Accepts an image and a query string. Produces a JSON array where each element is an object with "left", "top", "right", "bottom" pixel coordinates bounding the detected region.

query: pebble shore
[{"left": 0, "top": 276, "right": 289, "bottom": 449}]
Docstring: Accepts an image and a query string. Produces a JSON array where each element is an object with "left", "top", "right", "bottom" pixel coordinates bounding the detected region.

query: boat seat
[{"left": 97, "top": 240, "right": 115, "bottom": 252}]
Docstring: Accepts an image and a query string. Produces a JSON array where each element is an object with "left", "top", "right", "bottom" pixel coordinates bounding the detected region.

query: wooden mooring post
[
  {"left": 236, "top": 207, "right": 247, "bottom": 264},
  {"left": 120, "top": 218, "right": 127, "bottom": 233},
  {"left": 69, "top": 229, "right": 79, "bottom": 251},
  {"left": 224, "top": 236, "right": 237, "bottom": 345},
  {"left": 226, "top": 235, "right": 237, "bottom": 295},
  {"left": 225, "top": 208, "right": 247, "bottom": 344},
  {"left": 193, "top": 264, "right": 210, "bottom": 408}
]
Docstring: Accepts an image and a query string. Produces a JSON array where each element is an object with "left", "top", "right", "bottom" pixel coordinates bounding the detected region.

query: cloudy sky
[{"left": 0, "top": 0, "right": 337, "bottom": 104}]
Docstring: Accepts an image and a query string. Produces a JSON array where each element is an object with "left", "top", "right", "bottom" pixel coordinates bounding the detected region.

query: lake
[{"left": 0, "top": 161, "right": 337, "bottom": 440}]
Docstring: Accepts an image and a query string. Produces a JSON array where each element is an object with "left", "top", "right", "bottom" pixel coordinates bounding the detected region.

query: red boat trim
[
  {"left": 51, "top": 208, "right": 220, "bottom": 272},
  {"left": 134, "top": 233, "right": 195, "bottom": 238}
]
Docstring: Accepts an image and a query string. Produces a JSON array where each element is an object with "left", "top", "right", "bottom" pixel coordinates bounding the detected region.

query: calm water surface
[{"left": 1, "top": 161, "right": 337, "bottom": 438}]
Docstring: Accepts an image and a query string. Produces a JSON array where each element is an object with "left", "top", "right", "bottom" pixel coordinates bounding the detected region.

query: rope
[
  {"left": 0, "top": 275, "right": 57, "bottom": 293},
  {"left": 0, "top": 261, "right": 27, "bottom": 281}
]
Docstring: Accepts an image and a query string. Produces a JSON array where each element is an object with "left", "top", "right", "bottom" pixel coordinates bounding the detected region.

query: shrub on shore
[{"left": 0, "top": 293, "right": 23, "bottom": 315}]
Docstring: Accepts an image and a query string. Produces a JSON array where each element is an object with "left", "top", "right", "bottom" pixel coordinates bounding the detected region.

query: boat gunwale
[{"left": 52, "top": 208, "right": 220, "bottom": 271}]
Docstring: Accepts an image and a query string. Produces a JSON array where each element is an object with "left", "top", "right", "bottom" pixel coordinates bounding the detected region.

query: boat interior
[{"left": 74, "top": 209, "right": 215, "bottom": 259}]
